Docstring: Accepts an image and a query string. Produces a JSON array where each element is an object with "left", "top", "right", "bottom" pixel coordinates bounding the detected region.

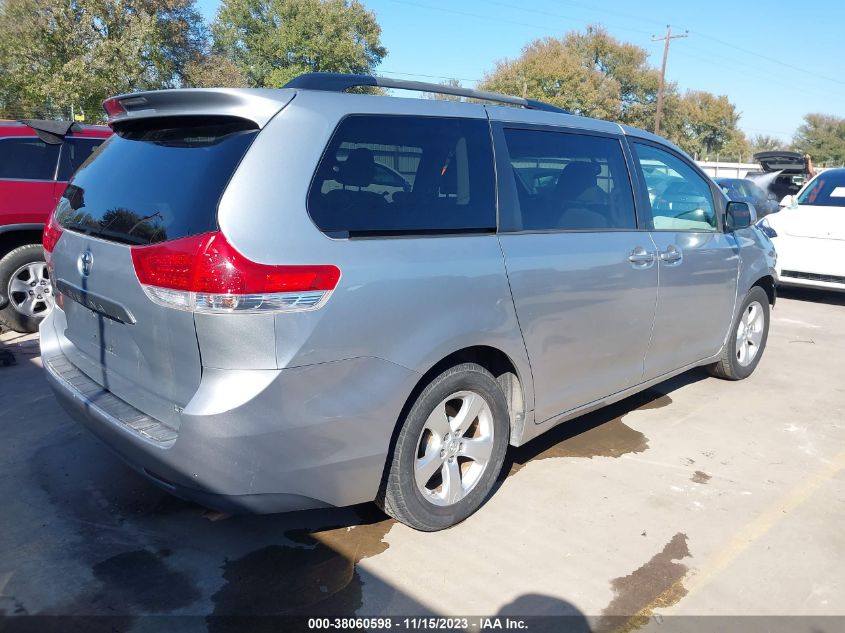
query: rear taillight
[
  {"left": 42, "top": 211, "right": 63, "bottom": 255},
  {"left": 130, "top": 232, "right": 340, "bottom": 313}
]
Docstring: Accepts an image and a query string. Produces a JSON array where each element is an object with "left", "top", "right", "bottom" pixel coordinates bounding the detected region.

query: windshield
[
  {"left": 55, "top": 118, "right": 257, "bottom": 246},
  {"left": 797, "top": 171, "right": 845, "bottom": 207}
]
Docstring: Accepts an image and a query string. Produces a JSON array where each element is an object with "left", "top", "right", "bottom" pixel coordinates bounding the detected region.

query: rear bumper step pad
[{"left": 45, "top": 354, "right": 178, "bottom": 446}]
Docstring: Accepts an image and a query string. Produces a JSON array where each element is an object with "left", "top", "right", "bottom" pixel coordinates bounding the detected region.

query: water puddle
[
  {"left": 209, "top": 508, "right": 394, "bottom": 623},
  {"left": 597, "top": 532, "right": 691, "bottom": 632},
  {"left": 507, "top": 390, "right": 671, "bottom": 475},
  {"left": 691, "top": 470, "right": 711, "bottom": 484}
]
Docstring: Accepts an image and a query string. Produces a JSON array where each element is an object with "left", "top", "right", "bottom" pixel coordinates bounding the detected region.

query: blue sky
[{"left": 195, "top": 0, "right": 845, "bottom": 144}]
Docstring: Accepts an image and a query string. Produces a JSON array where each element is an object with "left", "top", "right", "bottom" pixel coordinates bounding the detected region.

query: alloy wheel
[
  {"left": 736, "top": 300, "right": 765, "bottom": 366},
  {"left": 414, "top": 390, "right": 495, "bottom": 506},
  {"left": 7, "top": 261, "right": 54, "bottom": 319}
]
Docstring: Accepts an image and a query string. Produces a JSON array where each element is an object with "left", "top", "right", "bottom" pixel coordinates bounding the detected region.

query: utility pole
[{"left": 652, "top": 25, "right": 688, "bottom": 136}]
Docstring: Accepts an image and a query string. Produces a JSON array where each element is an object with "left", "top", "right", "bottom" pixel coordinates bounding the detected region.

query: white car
[{"left": 759, "top": 168, "right": 845, "bottom": 292}]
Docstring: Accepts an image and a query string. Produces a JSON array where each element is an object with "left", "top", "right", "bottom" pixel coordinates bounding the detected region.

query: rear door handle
[
  {"left": 628, "top": 247, "right": 655, "bottom": 265},
  {"left": 659, "top": 245, "right": 683, "bottom": 264}
]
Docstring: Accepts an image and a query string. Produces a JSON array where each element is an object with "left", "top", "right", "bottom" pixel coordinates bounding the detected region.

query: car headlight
[{"left": 756, "top": 217, "right": 777, "bottom": 239}]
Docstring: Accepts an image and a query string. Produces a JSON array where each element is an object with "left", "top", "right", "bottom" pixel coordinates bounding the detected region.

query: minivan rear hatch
[
  {"left": 753, "top": 151, "right": 806, "bottom": 174},
  {"left": 49, "top": 116, "right": 260, "bottom": 427}
]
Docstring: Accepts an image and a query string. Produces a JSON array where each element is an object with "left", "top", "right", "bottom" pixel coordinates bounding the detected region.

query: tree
[
  {"left": 748, "top": 134, "right": 785, "bottom": 154},
  {"left": 479, "top": 25, "right": 661, "bottom": 128},
  {"left": 185, "top": 55, "right": 248, "bottom": 88},
  {"left": 792, "top": 113, "right": 845, "bottom": 165},
  {"left": 661, "top": 90, "right": 748, "bottom": 160},
  {"left": 424, "top": 78, "right": 464, "bottom": 101},
  {"left": 479, "top": 25, "right": 754, "bottom": 161},
  {"left": 0, "top": 0, "right": 205, "bottom": 121},
  {"left": 211, "top": 0, "right": 386, "bottom": 88}
]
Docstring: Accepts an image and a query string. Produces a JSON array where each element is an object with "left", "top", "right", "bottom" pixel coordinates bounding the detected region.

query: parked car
[
  {"left": 748, "top": 151, "right": 808, "bottom": 202},
  {"left": 714, "top": 177, "right": 780, "bottom": 218},
  {"left": 41, "top": 74, "right": 777, "bottom": 531},
  {"left": 759, "top": 168, "right": 845, "bottom": 292},
  {"left": 0, "top": 120, "right": 111, "bottom": 332}
]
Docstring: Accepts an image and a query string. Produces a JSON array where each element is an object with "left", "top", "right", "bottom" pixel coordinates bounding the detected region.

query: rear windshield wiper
[{"left": 61, "top": 222, "right": 152, "bottom": 246}]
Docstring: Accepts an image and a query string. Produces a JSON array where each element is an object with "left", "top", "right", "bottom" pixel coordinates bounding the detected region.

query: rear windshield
[
  {"left": 55, "top": 118, "right": 257, "bottom": 245},
  {"left": 797, "top": 172, "right": 845, "bottom": 207}
]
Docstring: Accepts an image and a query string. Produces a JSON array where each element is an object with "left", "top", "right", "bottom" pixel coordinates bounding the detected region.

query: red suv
[{"left": 0, "top": 119, "right": 111, "bottom": 332}]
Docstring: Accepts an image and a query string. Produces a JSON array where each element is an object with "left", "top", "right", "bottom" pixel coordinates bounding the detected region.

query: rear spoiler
[
  {"left": 18, "top": 119, "right": 78, "bottom": 145},
  {"left": 102, "top": 88, "right": 296, "bottom": 129}
]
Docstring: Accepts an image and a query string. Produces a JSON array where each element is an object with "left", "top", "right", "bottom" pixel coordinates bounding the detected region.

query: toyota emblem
[{"left": 78, "top": 250, "right": 94, "bottom": 277}]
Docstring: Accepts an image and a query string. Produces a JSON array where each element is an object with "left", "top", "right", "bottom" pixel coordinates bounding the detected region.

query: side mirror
[
  {"left": 779, "top": 194, "right": 796, "bottom": 208},
  {"left": 725, "top": 201, "right": 756, "bottom": 231}
]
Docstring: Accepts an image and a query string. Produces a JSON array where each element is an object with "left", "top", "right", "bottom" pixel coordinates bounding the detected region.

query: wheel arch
[
  {"left": 412, "top": 345, "right": 527, "bottom": 444},
  {"left": 752, "top": 274, "right": 777, "bottom": 306},
  {"left": 0, "top": 227, "right": 44, "bottom": 260},
  {"left": 377, "top": 345, "right": 529, "bottom": 505}
]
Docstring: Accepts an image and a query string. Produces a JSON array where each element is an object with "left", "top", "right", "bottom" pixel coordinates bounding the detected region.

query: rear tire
[
  {"left": 0, "top": 244, "right": 54, "bottom": 334},
  {"left": 378, "top": 363, "right": 510, "bottom": 531},
  {"left": 707, "top": 286, "right": 770, "bottom": 380}
]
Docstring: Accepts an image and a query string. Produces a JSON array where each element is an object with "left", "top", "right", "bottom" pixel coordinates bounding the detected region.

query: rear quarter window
[
  {"left": 307, "top": 115, "right": 496, "bottom": 237},
  {"left": 0, "top": 137, "right": 60, "bottom": 180}
]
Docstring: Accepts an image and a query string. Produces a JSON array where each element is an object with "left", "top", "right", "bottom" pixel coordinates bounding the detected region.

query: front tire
[
  {"left": 0, "top": 244, "right": 54, "bottom": 333},
  {"left": 707, "top": 286, "right": 770, "bottom": 380},
  {"left": 379, "top": 363, "right": 510, "bottom": 531}
]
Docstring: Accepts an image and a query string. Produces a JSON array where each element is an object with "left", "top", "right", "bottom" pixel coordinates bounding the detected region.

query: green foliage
[
  {"left": 662, "top": 90, "right": 748, "bottom": 160},
  {"left": 185, "top": 54, "right": 249, "bottom": 88},
  {"left": 480, "top": 24, "right": 753, "bottom": 161},
  {"left": 480, "top": 25, "right": 660, "bottom": 127},
  {"left": 424, "top": 78, "right": 464, "bottom": 101},
  {"left": 211, "top": 0, "right": 386, "bottom": 88},
  {"left": 0, "top": 0, "right": 206, "bottom": 120},
  {"left": 792, "top": 113, "right": 845, "bottom": 165},
  {"left": 748, "top": 133, "right": 785, "bottom": 154}
]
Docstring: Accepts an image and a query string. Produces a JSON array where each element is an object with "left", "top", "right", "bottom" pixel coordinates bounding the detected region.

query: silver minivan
[{"left": 41, "top": 74, "right": 777, "bottom": 531}]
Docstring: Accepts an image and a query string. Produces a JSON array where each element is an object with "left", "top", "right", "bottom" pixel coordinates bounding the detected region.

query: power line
[
  {"left": 384, "top": 0, "right": 551, "bottom": 31},
  {"left": 670, "top": 47, "right": 845, "bottom": 108},
  {"left": 379, "top": 0, "right": 832, "bottom": 136},
  {"left": 384, "top": 0, "right": 839, "bottom": 89},
  {"left": 691, "top": 30, "right": 845, "bottom": 88},
  {"left": 484, "top": 0, "right": 654, "bottom": 37},
  {"left": 551, "top": 0, "right": 667, "bottom": 30}
]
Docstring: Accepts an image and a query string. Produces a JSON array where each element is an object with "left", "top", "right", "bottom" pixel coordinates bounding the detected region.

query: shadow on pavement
[
  {"left": 0, "top": 335, "right": 708, "bottom": 631},
  {"left": 778, "top": 286, "right": 845, "bottom": 307}
]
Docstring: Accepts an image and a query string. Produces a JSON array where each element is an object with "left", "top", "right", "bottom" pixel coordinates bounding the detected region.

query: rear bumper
[{"left": 40, "top": 309, "right": 419, "bottom": 513}]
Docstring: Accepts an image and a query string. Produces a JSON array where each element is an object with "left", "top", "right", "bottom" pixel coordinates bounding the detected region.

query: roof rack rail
[{"left": 282, "top": 73, "right": 569, "bottom": 114}]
